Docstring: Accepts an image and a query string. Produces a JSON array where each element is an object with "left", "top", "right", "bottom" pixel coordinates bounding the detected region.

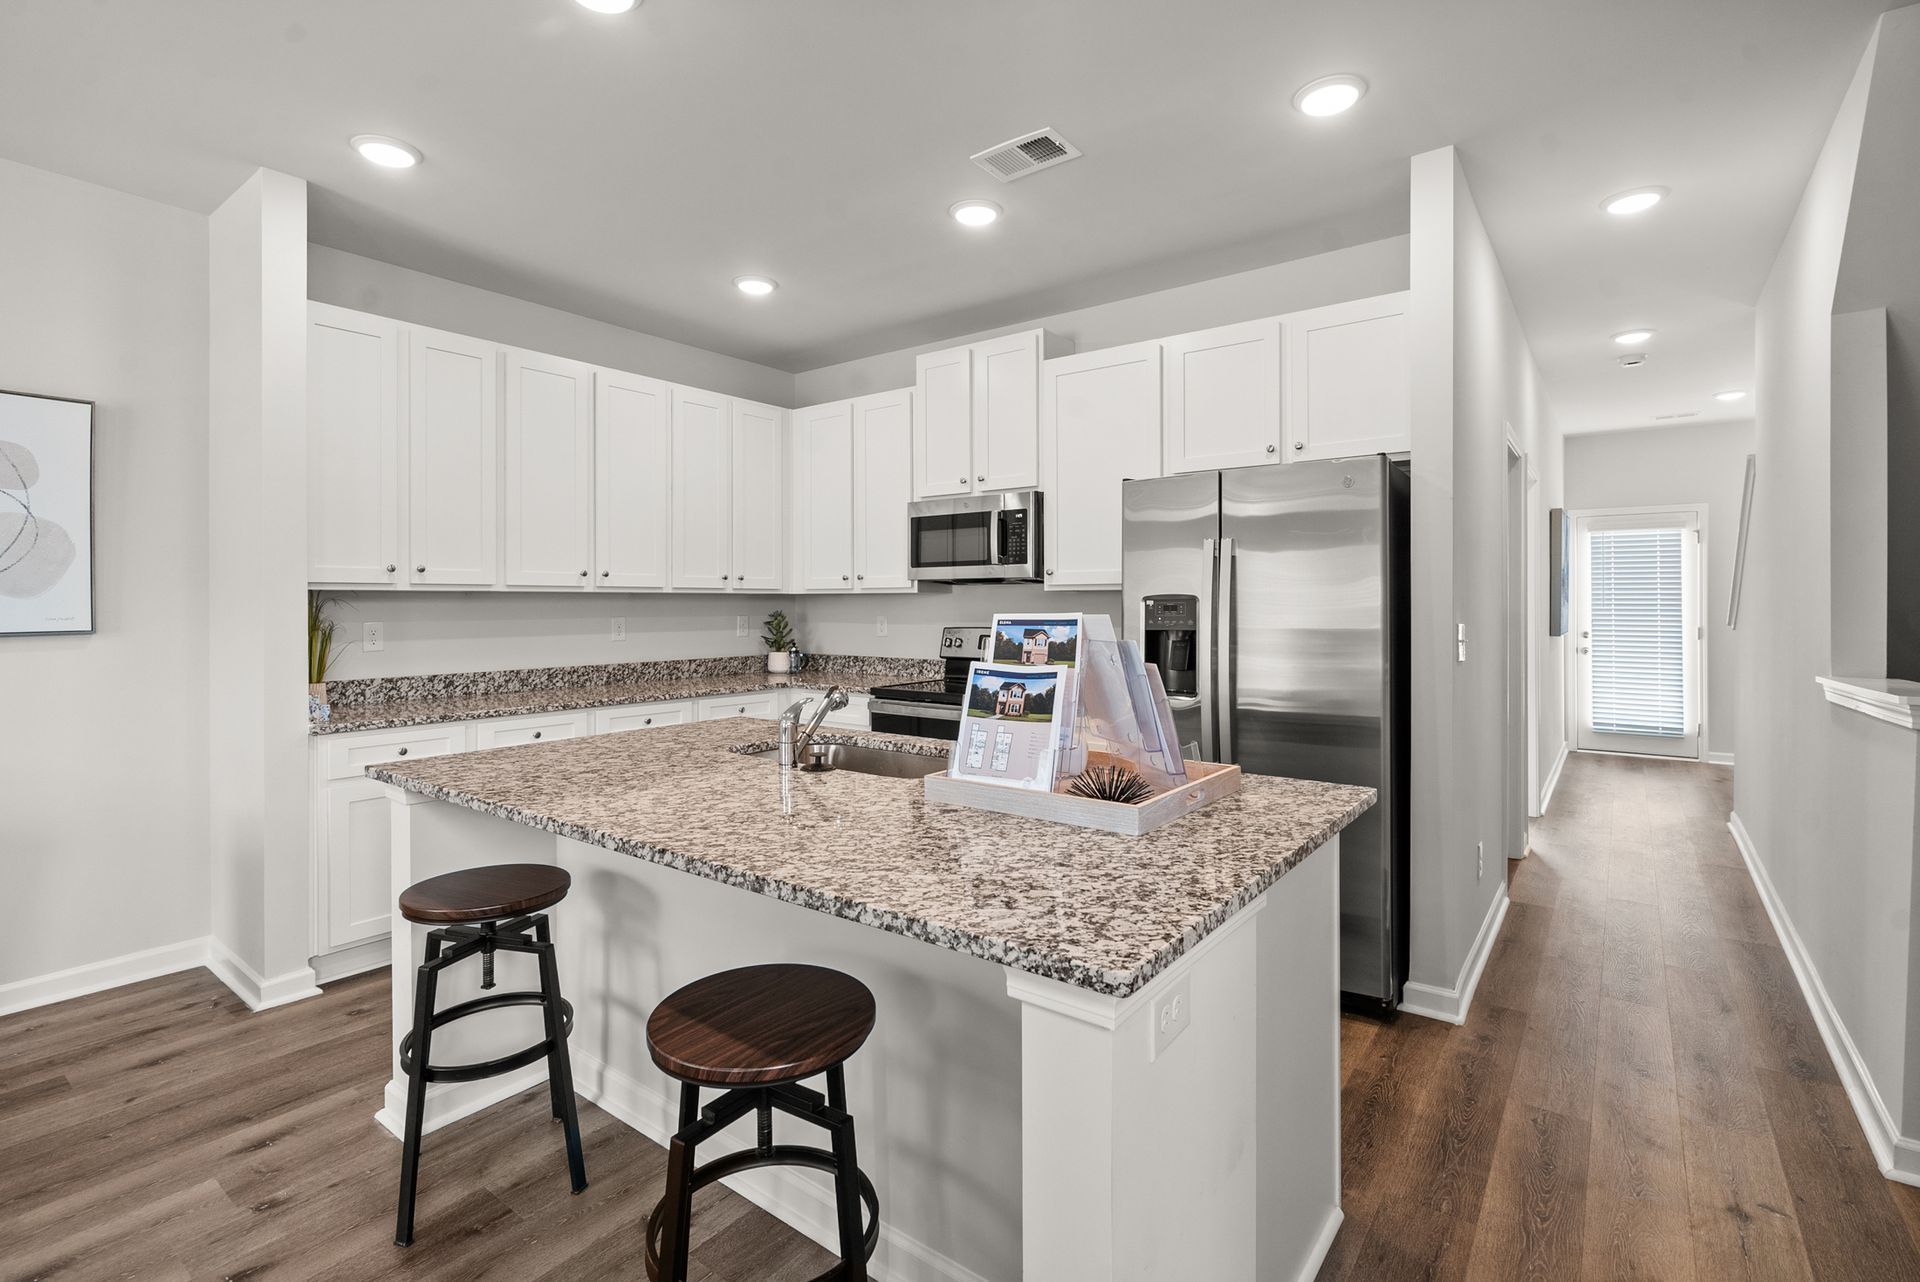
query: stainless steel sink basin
[{"left": 740, "top": 743, "right": 946, "bottom": 779}]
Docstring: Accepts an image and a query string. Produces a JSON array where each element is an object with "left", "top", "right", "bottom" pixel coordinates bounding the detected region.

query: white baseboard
[
  {"left": 1400, "top": 887, "right": 1509, "bottom": 1025},
  {"left": 0, "top": 937, "right": 212, "bottom": 1017},
  {"left": 1728, "top": 812, "right": 1920, "bottom": 1186},
  {"left": 375, "top": 1065, "right": 548, "bottom": 1141},
  {"left": 206, "top": 938, "right": 322, "bottom": 1012},
  {"left": 1706, "top": 751, "right": 1736, "bottom": 767},
  {"left": 312, "top": 937, "right": 392, "bottom": 985},
  {"left": 1294, "top": 1207, "right": 1344, "bottom": 1282},
  {"left": 1538, "top": 741, "right": 1569, "bottom": 815}
]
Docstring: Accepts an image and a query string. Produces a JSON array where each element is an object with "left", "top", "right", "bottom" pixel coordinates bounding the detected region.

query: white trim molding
[
  {"left": 311, "top": 937, "right": 392, "bottom": 985},
  {"left": 0, "top": 937, "right": 212, "bottom": 1017},
  {"left": 1728, "top": 811, "right": 1920, "bottom": 1187},
  {"left": 206, "top": 938, "right": 323, "bottom": 1012},
  {"left": 1539, "top": 741, "right": 1569, "bottom": 814},
  {"left": 1817, "top": 676, "right": 1920, "bottom": 730},
  {"left": 1706, "top": 751, "right": 1736, "bottom": 767},
  {"left": 1401, "top": 887, "right": 1509, "bottom": 1025}
]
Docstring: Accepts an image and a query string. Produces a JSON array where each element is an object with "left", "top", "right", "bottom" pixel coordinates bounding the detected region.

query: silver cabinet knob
[
  {"left": 977, "top": 474, "right": 985, "bottom": 482},
  {"left": 842, "top": 574, "right": 850, "bottom": 581},
  {"left": 532, "top": 730, "right": 542, "bottom": 740},
  {"left": 642, "top": 718, "right": 652, "bottom": 725},
  {"left": 958, "top": 476, "right": 967, "bottom": 484},
  {"left": 1267, "top": 444, "right": 1278, "bottom": 454},
  {"left": 722, "top": 573, "right": 730, "bottom": 581},
  {"left": 397, "top": 747, "right": 408, "bottom": 757},
  {"left": 856, "top": 573, "right": 864, "bottom": 580},
  {"left": 1046, "top": 569, "right": 1055, "bottom": 576},
  {"left": 601, "top": 570, "right": 610, "bottom": 577},
  {"left": 386, "top": 563, "right": 396, "bottom": 573},
  {"left": 580, "top": 569, "right": 588, "bottom": 577},
  {"left": 1293, "top": 441, "right": 1304, "bottom": 452},
  {"left": 416, "top": 565, "right": 426, "bottom": 573}
]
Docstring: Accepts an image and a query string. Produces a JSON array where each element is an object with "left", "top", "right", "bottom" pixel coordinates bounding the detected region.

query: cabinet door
[
  {"left": 307, "top": 304, "right": 402, "bottom": 585},
  {"left": 408, "top": 327, "right": 499, "bottom": 585},
  {"left": 731, "top": 399, "right": 786, "bottom": 591},
  {"left": 1162, "top": 318, "right": 1282, "bottom": 474},
  {"left": 1283, "top": 293, "right": 1411, "bottom": 462},
  {"left": 853, "top": 388, "right": 915, "bottom": 591},
  {"left": 1042, "top": 343, "right": 1163, "bottom": 589},
  {"left": 321, "top": 776, "right": 404, "bottom": 951},
  {"left": 794, "top": 400, "right": 855, "bottom": 591},
  {"left": 592, "top": 701, "right": 693, "bottom": 733},
  {"left": 503, "top": 349, "right": 594, "bottom": 587},
  {"left": 594, "top": 368, "right": 671, "bottom": 589},
  {"left": 669, "top": 386, "right": 733, "bottom": 590},
  {"left": 472, "top": 710, "right": 592, "bottom": 748},
  {"left": 695, "top": 691, "right": 782, "bottom": 721},
  {"left": 913, "top": 346, "right": 973, "bottom": 498},
  {"left": 972, "top": 330, "right": 1042, "bottom": 492}
]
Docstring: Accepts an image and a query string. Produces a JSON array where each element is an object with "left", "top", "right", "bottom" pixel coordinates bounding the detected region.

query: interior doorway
[{"left": 1571, "top": 506, "right": 1705, "bottom": 759}]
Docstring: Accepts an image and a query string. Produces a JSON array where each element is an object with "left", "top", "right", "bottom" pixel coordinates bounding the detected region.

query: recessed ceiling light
[
  {"left": 1613, "top": 329, "right": 1656, "bottom": 346},
  {"left": 575, "top": 0, "right": 637, "bottom": 12},
  {"left": 950, "top": 199, "right": 1002, "bottom": 227},
  {"left": 1603, "top": 187, "right": 1667, "bottom": 216},
  {"left": 734, "top": 275, "right": 777, "bottom": 297},
  {"left": 1715, "top": 390, "right": 1748, "bottom": 402},
  {"left": 1292, "top": 74, "right": 1367, "bottom": 117},
  {"left": 351, "top": 135, "right": 421, "bottom": 169}
]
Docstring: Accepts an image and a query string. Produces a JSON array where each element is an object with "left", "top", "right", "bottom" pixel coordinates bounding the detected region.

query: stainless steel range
[{"left": 865, "top": 625, "right": 993, "bottom": 739}]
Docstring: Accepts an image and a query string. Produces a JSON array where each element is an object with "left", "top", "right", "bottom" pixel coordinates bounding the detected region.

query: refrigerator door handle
[
  {"left": 1199, "top": 537, "right": 1218, "bottom": 761},
  {"left": 1217, "top": 536, "right": 1236, "bottom": 763}
]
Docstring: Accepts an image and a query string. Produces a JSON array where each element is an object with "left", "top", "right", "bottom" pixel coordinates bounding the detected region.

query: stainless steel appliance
[
  {"left": 866, "top": 624, "right": 992, "bottom": 739},
  {"left": 1122, "top": 457, "right": 1410, "bottom": 1008},
  {"left": 907, "top": 491, "right": 1042, "bottom": 583}
]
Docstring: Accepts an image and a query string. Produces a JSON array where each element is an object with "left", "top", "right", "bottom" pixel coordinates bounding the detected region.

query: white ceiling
[{"left": 0, "top": 0, "right": 1893, "bottom": 431}]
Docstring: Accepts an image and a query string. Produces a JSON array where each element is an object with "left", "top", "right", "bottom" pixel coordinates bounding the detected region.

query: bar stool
[
  {"left": 392, "top": 863, "right": 587, "bottom": 1247},
  {"left": 644, "top": 963, "right": 879, "bottom": 1281}
]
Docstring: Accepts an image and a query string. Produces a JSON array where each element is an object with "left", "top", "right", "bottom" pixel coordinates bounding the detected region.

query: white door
[
  {"left": 853, "top": 388, "right": 915, "bottom": 591},
  {"left": 795, "top": 400, "right": 855, "bottom": 591},
  {"left": 914, "top": 346, "right": 973, "bottom": 498},
  {"left": 731, "top": 399, "right": 786, "bottom": 591},
  {"left": 408, "top": 327, "right": 498, "bottom": 585},
  {"left": 307, "top": 304, "right": 403, "bottom": 585},
  {"left": 1042, "top": 342, "right": 1163, "bottom": 589},
  {"left": 972, "top": 330, "right": 1041, "bottom": 492},
  {"left": 669, "top": 386, "right": 733, "bottom": 590},
  {"left": 1282, "top": 293, "right": 1411, "bottom": 461},
  {"left": 1162, "top": 318, "right": 1282, "bottom": 473},
  {"left": 1574, "top": 509, "right": 1703, "bottom": 759},
  {"left": 594, "top": 368, "right": 671, "bottom": 590},
  {"left": 503, "top": 349, "right": 594, "bottom": 588}
]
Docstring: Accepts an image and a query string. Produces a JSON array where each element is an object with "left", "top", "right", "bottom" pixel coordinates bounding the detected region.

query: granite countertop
[{"left": 368, "top": 718, "right": 1376, "bottom": 997}]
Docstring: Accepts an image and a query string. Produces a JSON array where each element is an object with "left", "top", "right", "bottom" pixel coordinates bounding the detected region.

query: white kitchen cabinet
[
  {"left": 1282, "top": 292, "right": 1412, "bottom": 461},
  {"left": 912, "top": 329, "right": 1068, "bottom": 500},
  {"left": 913, "top": 346, "right": 973, "bottom": 499},
  {"left": 1162, "top": 318, "right": 1282, "bottom": 474},
  {"left": 669, "top": 386, "right": 733, "bottom": 590},
  {"left": 472, "top": 709, "right": 593, "bottom": 749},
  {"left": 794, "top": 400, "right": 855, "bottom": 591},
  {"left": 823, "top": 691, "right": 871, "bottom": 730},
  {"left": 731, "top": 399, "right": 787, "bottom": 591},
  {"left": 503, "top": 349, "right": 595, "bottom": 588},
  {"left": 307, "top": 304, "right": 403, "bottom": 586},
  {"left": 592, "top": 701, "right": 694, "bottom": 733},
  {"left": 696, "top": 691, "right": 783, "bottom": 721},
  {"left": 594, "top": 368, "right": 672, "bottom": 590},
  {"left": 852, "top": 389, "right": 915, "bottom": 591},
  {"left": 1042, "top": 342, "right": 1163, "bottom": 589},
  {"left": 408, "top": 326, "right": 500, "bottom": 585}
]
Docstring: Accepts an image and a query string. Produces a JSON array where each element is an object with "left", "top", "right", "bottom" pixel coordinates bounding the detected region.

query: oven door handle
[{"left": 867, "top": 698, "right": 963, "bottom": 721}]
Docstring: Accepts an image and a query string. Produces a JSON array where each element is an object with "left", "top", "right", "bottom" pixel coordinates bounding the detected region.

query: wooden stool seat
[
  {"left": 398, "top": 863, "right": 571, "bottom": 924},
  {"left": 646, "top": 963, "right": 876, "bottom": 1087}
]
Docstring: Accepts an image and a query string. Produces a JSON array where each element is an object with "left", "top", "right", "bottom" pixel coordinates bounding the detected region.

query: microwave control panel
[{"left": 997, "top": 510, "right": 1028, "bottom": 563}]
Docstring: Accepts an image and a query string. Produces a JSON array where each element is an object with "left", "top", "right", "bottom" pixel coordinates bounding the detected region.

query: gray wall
[
  {"left": 0, "top": 159, "right": 212, "bottom": 988},
  {"left": 1564, "top": 420, "right": 1755, "bottom": 762}
]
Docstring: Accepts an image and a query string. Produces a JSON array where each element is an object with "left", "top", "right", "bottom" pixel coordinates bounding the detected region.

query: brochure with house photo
[
  {"left": 947, "top": 663, "right": 1073, "bottom": 791},
  {"left": 988, "top": 615, "right": 1082, "bottom": 669}
]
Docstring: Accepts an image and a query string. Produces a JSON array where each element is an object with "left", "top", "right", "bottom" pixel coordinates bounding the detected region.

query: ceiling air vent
[
  {"left": 971, "top": 128, "right": 1082, "bottom": 183},
  {"left": 1652, "top": 411, "right": 1702, "bottom": 421}
]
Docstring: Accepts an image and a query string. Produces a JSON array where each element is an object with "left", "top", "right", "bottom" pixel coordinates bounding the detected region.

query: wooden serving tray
[{"left": 922, "top": 760, "right": 1242, "bottom": 837}]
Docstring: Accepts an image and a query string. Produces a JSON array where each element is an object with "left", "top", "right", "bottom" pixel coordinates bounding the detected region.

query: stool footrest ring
[
  {"left": 644, "top": 1144, "right": 878, "bottom": 1282},
  {"left": 397, "top": 992, "right": 574, "bottom": 1084}
]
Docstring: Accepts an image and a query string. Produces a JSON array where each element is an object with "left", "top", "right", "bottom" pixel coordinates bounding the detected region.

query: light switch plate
[
  {"left": 736, "top": 616, "right": 750, "bottom": 637},
  {"left": 1457, "top": 622, "right": 1468, "bottom": 663},
  {"left": 875, "top": 616, "right": 889, "bottom": 637},
  {"left": 1150, "top": 974, "right": 1191, "bottom": 1061},
  {"left": 610, "top": 617, "right": 626, "bottom": 642},
  {"left": 363, "top": 621, "right": 385, "bottom": 653}
]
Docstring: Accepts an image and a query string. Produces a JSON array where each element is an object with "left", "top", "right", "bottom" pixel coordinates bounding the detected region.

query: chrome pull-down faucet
[{"left": 779, "top": 686, "right": 850, "bottom": 770}]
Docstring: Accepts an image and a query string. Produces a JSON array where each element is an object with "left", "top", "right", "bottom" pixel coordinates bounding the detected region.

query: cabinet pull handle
[
  {"left": 533, "top": 731, "right": 542, "bottom": 740},
  {"left": 722, "top": 573, "right": 730, "bottom": 581},
  {"left": 601, "top": 570, "right": 610, "bottom": 577},
  {"left": 416, "top": 565, "right": 426, "bottom": 573},
  {"left": 643, "top": 718, "right": 652, "bottom": 725},
  {"left": 842, "top": 574, "right": 850, "bottom": 581},
  {"left": 958, "top": 476, "right": 967, "bottom": 484},
  {"left": 397, "top": 747, "right": 408, "bottom": 757},
  {"left": 1292, "top": 441, "right": 1304, "bottom": 452},
  {"left": 580, "top": 569, "right": 588, "bottom": 577},
  {"left": 386, "top": 563, "right": 397, "bottom": 573},
  {"left": 1268, "top": 444, "right": 1278, "bottom": 454},
  {"left": 856, "top": 573, "right": 864, "bottom": 580},
  {"left": 976, "top": 474, "right": 985, "bottom": 482},
  {"left": 1046, "top": 569, "right": 1055, "bottom": 576}
]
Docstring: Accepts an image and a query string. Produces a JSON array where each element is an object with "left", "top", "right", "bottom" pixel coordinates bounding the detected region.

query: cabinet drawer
[
  {"left": 473, "top": 710, "right": 592, "bottom": 748},
  {"left": 593, "top": 701, "right": 694, "bottom": 733},
  {"left": 695, "top": 692, "right": 782, "bottom": 721},
  {"left": 322, "top": 725, "right": 469, "bottom": 781}
]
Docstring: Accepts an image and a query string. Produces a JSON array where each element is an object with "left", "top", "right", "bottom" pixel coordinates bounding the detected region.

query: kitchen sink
[{"left": 740, "top": 743, "right": 946, "bottom": 779}]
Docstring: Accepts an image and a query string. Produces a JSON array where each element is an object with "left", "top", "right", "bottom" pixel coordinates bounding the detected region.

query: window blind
[{"left": 1587, "top": 527, "right": 1687, "bottom": 737}]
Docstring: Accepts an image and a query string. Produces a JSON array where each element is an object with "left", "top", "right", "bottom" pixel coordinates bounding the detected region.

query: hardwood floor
[{"left": 2, "top": 751, "right": 1916, "bottom": 1279}]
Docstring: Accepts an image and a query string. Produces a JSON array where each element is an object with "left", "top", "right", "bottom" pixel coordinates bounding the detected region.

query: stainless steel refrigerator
[{"left": 1122, "top": 456, "right": 1410, "bottom": 1009}]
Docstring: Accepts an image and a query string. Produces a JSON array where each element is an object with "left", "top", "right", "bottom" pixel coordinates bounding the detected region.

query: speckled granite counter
[{"left": 368, "top": 717, "right": 1374, "bottom": 996}]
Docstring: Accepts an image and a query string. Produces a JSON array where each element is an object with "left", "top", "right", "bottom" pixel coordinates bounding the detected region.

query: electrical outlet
[
  {"left": 736, "top": 616, "right": 750, "bottom": 638},
  {"left": 1150, "top": 974, "right": 1192, "bottom": 1061},
  {"left": 610, "top": 617, "right": 626, "bottom": 642},
  {"left": 363, "top": 621, "right": 384, "bottom": 653},
  {"left": 1477, "top": 840, "right": 1485, "bottom": 881},
  {"left": 875, "top": 616, "right": 889, "bottom": 637}
]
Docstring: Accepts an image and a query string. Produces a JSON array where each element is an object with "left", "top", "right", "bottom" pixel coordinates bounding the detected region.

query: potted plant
[
  {"left": 763, "top": 610, "right": 797, "bottom": 673},
  {"left": 308, "top": 591, "right": 349, "bottom": 719}
]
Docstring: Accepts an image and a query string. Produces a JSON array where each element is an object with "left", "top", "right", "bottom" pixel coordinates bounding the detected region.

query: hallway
[{"left": 1324, "top": 751, "right": 1920, "bottom": 1279}]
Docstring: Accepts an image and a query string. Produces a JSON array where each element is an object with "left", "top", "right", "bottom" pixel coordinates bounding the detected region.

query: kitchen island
[{"left": 371, "top": 719, "right": 1373, "bottom": 1282}]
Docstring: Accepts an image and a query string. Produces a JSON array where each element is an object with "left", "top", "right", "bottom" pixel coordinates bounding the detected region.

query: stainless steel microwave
[{"left": 907, "top": 490, "right": 1043, "bottom": 583}]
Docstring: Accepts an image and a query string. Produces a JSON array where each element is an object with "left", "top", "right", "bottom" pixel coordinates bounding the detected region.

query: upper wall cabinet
[
  {"left": 1042, "top": 343, "right": 1163, "bottom": 589},
  {"left": 912, "top": 329, "right": 1069, "bottom": 500},
  {"left": 307, "top": 304, "right": 402, "bottom": 585},
  {"left": 594, "top": 368, "right": 671, "bottom": 590},
  {"left": 852, "top": 388, "right": 915, "bottom": 591},
  {"left": 1282, "top": 292, "right": 1411, "bottom": 462},
  {"left": 503, "top": 348, "right": 595, "bottom": 588},
  {"left": 731, "top": 399, "right": 786, "bottom": 591},
  {"left": 794, "top": 399, "right": 855, "bottom": 591},
  {"left": 1162, "top": 318, "right": 1282, "bottom": 475},
  {"left": 669, "top": 386, "right": 733, "bottom": 591},
  {"left": 913, "top": 346, "right": 972, "bottom": 499},
  {"left": 408, "top": 326, "right": 499, "bottom": 585}
]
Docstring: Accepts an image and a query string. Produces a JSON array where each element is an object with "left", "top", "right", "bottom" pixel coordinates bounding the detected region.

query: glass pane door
[{"left": 1574, "top": 510, "right": 1702, "bottom": 759}]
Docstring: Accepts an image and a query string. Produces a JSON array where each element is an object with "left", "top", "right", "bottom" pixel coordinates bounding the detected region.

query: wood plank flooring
[{"left": 2, "top": 751, "right": 1916, "bottom": 1279}]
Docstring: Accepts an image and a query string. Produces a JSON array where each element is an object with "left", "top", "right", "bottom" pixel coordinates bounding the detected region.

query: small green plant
[
  {"left": 308, "top": 590, "right": 350, "bottom": 684},
  {"left": 763, "top": 609, "right": 796, "bottom": 653}
]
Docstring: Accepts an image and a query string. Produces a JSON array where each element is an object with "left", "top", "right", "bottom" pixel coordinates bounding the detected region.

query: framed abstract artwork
[{"left": 0, "top": 388, "right": 95, "bottom": 636}]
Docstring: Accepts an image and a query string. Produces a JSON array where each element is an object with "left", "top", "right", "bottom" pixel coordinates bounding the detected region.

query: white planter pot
[{"left": 766, "top": 651, "right": 792, "bottom": 674}]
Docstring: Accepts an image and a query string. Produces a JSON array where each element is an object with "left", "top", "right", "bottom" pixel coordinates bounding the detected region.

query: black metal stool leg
[
  {"left": 533, "top": 934, "right": 587, "bottom": 1195},
  {"left": 658, "top": 1083, "right": 700, "bottom": 1282},
  {"left": 394, "top": 956, "right": 440, "bottom": 1248},
  {"left": 825, "top": 1066, "right": 867, "bottom": 1280},
  {"left": 532, "top": 916, "right": 565, "bottom": 1122}
]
